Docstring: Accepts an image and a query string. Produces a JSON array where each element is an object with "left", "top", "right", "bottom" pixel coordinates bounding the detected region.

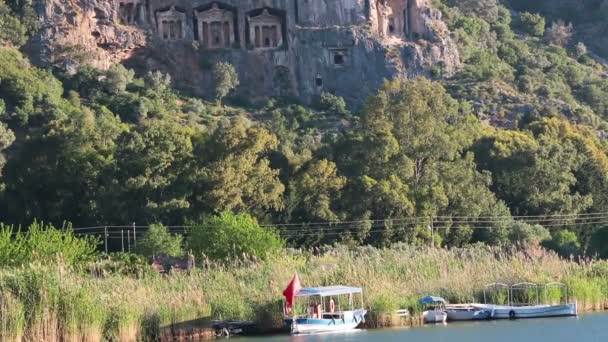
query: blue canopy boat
[
  {"left": 420, "top": 296, "right": 448, "bottom": 323},
  {"left": 283, "top": 286, "right": 367, "bottom": 335}
]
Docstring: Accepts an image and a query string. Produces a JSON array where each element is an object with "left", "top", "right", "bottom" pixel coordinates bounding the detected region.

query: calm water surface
[{"left": 239, "top": 313, "right": 608, "bottom": 342}]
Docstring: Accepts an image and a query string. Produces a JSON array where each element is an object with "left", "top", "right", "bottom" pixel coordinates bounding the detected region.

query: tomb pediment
[
  {"left": 157, "top": 6, "right": 187, "bottom": 41},
  {"left": 195, "top": 2, "right": 237, "bottom": 49},
  {"left": 247, "top": 8, "right": 285, "bottom": 49}
]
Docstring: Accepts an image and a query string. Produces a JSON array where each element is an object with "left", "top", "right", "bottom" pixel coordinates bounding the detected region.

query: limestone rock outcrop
[{"left": 27, "top": 0, "right": 461, "bottom": 106}]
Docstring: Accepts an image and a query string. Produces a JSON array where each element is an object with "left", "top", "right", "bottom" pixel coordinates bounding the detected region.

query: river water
[{"left": 239, "top": 313, "right": 608, "bottom": 342}]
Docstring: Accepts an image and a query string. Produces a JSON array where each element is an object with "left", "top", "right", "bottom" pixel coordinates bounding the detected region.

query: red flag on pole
[{"left": 282, "top": 273, "right": 302, "bottom": 308}]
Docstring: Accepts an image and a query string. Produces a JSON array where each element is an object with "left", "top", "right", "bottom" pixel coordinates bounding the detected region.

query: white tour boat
[
  {"left": 475, "top": 282, "right": 578, "bottom": 319},
  {"left": 283, "top": 276, "right": 367, "bottom": 335}
]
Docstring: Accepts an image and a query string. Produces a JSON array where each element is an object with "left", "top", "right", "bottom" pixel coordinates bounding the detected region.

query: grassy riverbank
[{"left": 1, "top": 245, "right": 607, "bottom": 341}]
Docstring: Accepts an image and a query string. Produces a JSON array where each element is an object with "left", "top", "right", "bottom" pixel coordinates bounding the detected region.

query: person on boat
[
  {"left": 313, "top": 302, "right": 323, "bottom": 319},
  {"left": 329, "top": 298, "right": 335, "bottom": 313}
]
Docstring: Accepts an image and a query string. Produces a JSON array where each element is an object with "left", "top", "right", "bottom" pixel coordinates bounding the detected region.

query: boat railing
[
  {"left": 510, "top": 282, "right": 540, "bottom": 306},
  {"left": 543, "top": 282, "right": 569, "bottom": 305},
  {"left": 483, "top": 282, "right": 510, "bottom": 305},
  {"left": 483, "top": 282, "right": 571, "bottom": 306}
]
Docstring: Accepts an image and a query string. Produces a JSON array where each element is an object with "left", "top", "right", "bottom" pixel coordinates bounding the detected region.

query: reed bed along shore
[{"left": 1, "top": 244, "right": 607, "bottom": 341}]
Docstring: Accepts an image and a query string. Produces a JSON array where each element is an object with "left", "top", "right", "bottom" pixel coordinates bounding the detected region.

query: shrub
[
  {"left": 507, "top": 222, "right": 551, "bottom": 246},
  {"left": 187, "top": 212, "right": 284, "bottom": 261},
  {"left": 573, "top": 42, "right": 587, "bottom": 58},
  {"left": 105, "top": 64, "right": 134, "bottom": 94},
  {"left": 545, "top": 20, "right": 573, "bottom": 47},
  {"left": 519, "top": 12, "right": 545, "bottom": 37},
  {"left": 0, "top": 221, "right": 99, "bottom": 267},
  {"left": 319, "top": 92, "right": 348, "bottom": 116},
  {"left": 134, "top": 224, "right": 184, "bottom": 258}
]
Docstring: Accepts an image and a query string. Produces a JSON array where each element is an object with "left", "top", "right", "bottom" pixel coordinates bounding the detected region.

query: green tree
[
  {"left": 0, "top": 0, "right": 27, "bottom": 47},
  {"left": 187, "top": 212, "right": 283, "bottom": 261},
  {"left": 192, "top": 117, "right": 284, "bottom": 215},
  {"left": 335, "top": 78, "right": 503, "bottom": 245},
  {"left": 134, "top": 224, "right": 183, "bottom": 257},
  {"left": 0, "top": 121, "right": 14, "bottom": 174},
  {"left": 447, "top": 0, "right": 499, "bottom": 23},
  {"left": 543, "top": 230, "right": 580, "bottom": 257},
  {"left": 105, "top": 64, "right": 134, "bottom": 94},
  {"left": 473, "top": 125, "right": 592, "bottom": 216},
  {"left": 212, "top": 62, "right": 239, "bottom": 104},
  {"left": 519, "top": 12, "right": 546, "bottom": 37},
  {"left": 288, "top": 159, "right": 346, "bottom": 222},
  {"left": 111, "top": 118, "right": 193, "bottom": 223}
]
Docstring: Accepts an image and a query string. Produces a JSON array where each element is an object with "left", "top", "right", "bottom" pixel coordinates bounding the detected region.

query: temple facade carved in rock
[{"left": 103, "top": 0, "right": 459, "bottom": 107}]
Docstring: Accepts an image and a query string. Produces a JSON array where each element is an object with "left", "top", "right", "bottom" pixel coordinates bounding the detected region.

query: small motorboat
[
  {"left": 445, "top": 305, "right": 492, "bottom": 321},
  {"left": 420, "top": 296, "right": 447, "bottom": 323},
  {"left": 282, "top": 275, "right": 367, "bottom": 335}
]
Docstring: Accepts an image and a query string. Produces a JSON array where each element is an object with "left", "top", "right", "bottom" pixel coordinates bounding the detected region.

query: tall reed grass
[{"left": 0, "top": 244, "right": 607, "bottom": 340}]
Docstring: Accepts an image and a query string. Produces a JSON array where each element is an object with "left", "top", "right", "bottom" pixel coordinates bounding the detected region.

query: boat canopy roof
[
  {"left": 419, "top": 295, "right": 446, "bottom": 304},
  {"left": 296, "top": 286, "right": 363, "bottom": 297}
]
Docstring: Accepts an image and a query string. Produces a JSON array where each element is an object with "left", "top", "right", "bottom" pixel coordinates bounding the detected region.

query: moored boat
[
  {"left": 282, "top": 275, "right": 367, "bottom": 335},
  {"left": 472, "top": 302, "right": 577, "bottom": 319},
  {"left": 478, "top": 281, "right": 578, "bottom": 319},
  {"left": 420, "top": 296, "right": 448, "bottom": 323},
  {"left": 445, "top": 305, "right": 492, "bottom": 321}
]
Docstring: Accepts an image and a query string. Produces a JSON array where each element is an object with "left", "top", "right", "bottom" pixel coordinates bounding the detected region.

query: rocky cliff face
[{"left": 26, "top": 0, "right": 461, "bottom": 107}]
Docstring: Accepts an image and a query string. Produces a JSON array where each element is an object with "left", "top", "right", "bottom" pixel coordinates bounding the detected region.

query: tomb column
[
  {"left": 138, "top": 4, "right": 145, "bottom": 24},
  {"left": 205, "top": 22, "right": 212, "bottom": 48},
  {"left": 219, "top": 22, "right": 225, "bottom": 47}
]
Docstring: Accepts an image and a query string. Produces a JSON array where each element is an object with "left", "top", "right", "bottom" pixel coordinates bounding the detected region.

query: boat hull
[
  {"left": 423, "top": 310, "right": 447, "bottom": 323},
  {"left": 473, "top": 302, "right": 577, "bottom": 319},
  {"left": 446, "top": 309, "right": 492, "bottom": 321},
  {"left": 286, "top": 309, "right": 367, "bottom": 335}
]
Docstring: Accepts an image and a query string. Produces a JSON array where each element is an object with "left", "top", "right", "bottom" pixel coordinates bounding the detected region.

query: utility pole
[
  {"left": 429, "top": 217, "right": 434, "bottom": 248},
  {"left": 133, "top": 222, "right": 137, "bottom": 247},
  {"left": 104, "top": 226, "right": 108, "bottom": 254}
]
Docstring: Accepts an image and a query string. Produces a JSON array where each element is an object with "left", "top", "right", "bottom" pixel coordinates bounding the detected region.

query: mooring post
[{"left": 121, "top": 230, "right": 124, "bottom": 253}]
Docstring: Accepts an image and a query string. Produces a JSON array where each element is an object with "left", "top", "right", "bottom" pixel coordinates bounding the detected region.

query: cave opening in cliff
[
  {"left": 195, "top": 2, "right": 239, "bottom": 49},
  {"left": 378, "top": 0, "right": 415, "bottom": 40},
  {"left": 246, "top": 8, "right": 286, "bottom": 49},
  {"left": 334, "top": 54, "right": 345, "bottom": 65},
  {"left": 331, "top": 49, "right": 348, "bottom": 66},
  {"left": 388, "top": 17, "right": 395, "bottom": 33},
  {"left": 315, "top": 75, "right": 323, "bottom": 88}
]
